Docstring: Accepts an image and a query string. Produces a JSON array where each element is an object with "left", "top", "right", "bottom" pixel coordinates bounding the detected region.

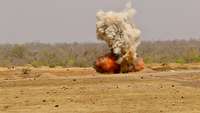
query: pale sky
[{"left": 0, "top": 0, "right": 200, "bottom": 43}]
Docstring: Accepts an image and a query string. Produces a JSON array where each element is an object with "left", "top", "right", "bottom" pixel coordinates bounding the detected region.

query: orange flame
[
  {"left": 95, "top": 53, "right": 145, "bottom": 73},
  {"left": 133, "top": 58, "right": 145, "bottom": 72},
  {"left": 95, "top": 53, "right": 120, "bottom": 73}
]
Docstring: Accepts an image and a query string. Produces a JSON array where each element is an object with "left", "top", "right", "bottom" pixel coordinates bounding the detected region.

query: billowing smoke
[{"left": 95, "top": 2, "right": 144, "bottom": 73}]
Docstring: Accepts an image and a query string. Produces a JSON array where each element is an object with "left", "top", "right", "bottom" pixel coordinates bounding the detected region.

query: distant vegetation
[
  {"left": 139, "top": 39, "right": 200, "bottom": 64},
  {"left": 0, "top": 39, "right": 200, "bottom": 67}
]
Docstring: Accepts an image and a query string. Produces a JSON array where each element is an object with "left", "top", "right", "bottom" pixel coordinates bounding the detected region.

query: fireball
[
  {"left": 95, "top": 54, "right": 145, "bottom": 73},
  {"left": 95, "top": 54, "right": 120, "bottom": 73}
]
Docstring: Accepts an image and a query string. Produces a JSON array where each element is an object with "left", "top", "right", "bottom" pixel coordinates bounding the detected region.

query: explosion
[
  {"left": 95, "top": 2, "right": 144, "bottom": 73},
  {"left": 95, "top": 53, "right": 120, "bottom": 74}
]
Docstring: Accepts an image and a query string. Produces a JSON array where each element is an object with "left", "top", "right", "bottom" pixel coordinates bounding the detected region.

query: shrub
[
  {"left": 21, "top": 68, "right": 31, "bottom": 74},
  {"left": 191, "top": 56, "right": 200, "bottom": 63},
  {"left": 49, "top": 63, "right": 56, "bottom": 68},
  {"left": 175, "top": 58, "right": 186, "bottom": 64},
  {"left": 31, "top": 61, "right": 43, "bottom": 68}
]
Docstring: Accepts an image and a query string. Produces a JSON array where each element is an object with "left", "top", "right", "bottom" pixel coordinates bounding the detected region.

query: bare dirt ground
[{"left": 0, "top": 64, "right": 200, "bottom": 113}]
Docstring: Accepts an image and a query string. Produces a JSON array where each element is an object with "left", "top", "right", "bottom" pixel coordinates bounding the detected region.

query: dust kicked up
[{"left": 95, "top": 2, "right": 144, "bottom": 73}]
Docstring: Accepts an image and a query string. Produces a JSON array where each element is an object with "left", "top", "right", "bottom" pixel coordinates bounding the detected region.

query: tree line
[{"left": 0, "top": 39, "right": 200, "bottom": 67}]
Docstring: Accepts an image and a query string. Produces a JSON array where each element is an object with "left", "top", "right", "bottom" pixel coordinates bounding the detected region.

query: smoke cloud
[{"left": 96, "top": 2, "right": 141, "bottom": 72}]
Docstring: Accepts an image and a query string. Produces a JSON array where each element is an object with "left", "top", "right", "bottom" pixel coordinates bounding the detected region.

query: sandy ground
[{"left": 0, "top": 65, "right": 200, "bottom": 113}]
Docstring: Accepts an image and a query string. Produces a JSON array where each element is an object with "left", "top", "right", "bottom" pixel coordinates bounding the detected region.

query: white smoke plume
[{"left": 96, "top": 2, "right": 141, "bottom": 72}]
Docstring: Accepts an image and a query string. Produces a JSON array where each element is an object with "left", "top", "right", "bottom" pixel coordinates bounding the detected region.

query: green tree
[{"left": 11, "top": 45, "right": 26, "bottom": 59}]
